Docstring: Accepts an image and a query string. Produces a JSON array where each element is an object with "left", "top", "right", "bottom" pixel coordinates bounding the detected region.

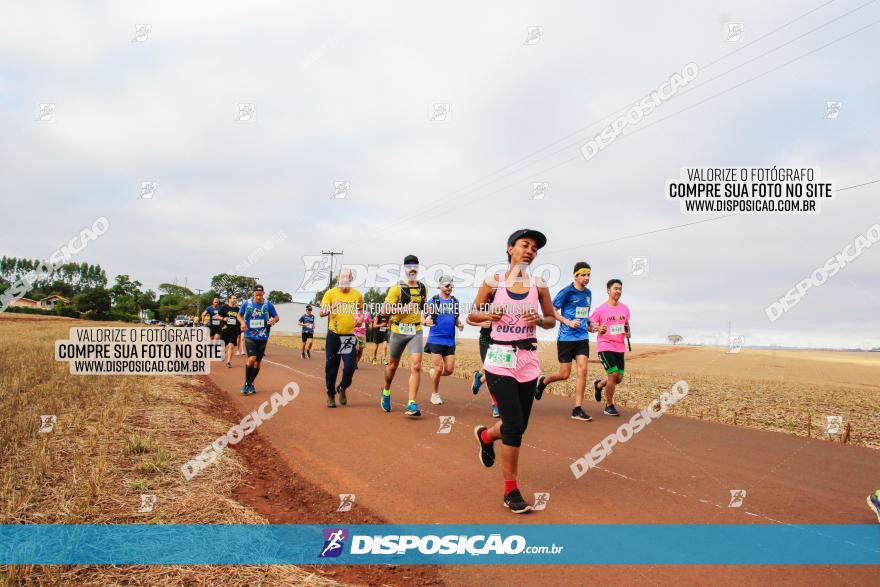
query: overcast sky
[{"left": 1, "top": 0, "right": 878, "bottom": 348}]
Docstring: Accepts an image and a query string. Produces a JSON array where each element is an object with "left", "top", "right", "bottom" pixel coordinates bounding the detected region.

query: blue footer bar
[{"left": 1, "top": 524, "right": 878, "bottom": 565}]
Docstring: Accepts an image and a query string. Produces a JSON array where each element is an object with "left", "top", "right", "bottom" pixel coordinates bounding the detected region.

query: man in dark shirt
[
  {"left": 298, "top": 305, "right": 316, "bottom": 359},
  {"left": 218, "top": 295, "right": 241, "bottom": 367}
]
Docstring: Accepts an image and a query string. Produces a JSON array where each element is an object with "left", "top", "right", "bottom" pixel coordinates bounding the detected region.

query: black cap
[
  {"left": 254, "top": 284, "right": 265, "bottom": 292},
  {"left": 305, "top": 305, "right": 312, "bottom": 310},
  {"left": 507, "top": 229, "right": 547, "bottom": 249},
  {"left": 403, "top": 254, "right": 419, "bottom": 265}
]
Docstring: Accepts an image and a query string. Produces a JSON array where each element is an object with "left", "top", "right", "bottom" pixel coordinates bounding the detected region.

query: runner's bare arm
[
  {"left": 355, "top": 299, "right": 364, "bottom": 326},
  {"left": 553, "top": 306, "right": 574, "bottom": 328},
  {"left": 465, "top": 315, "right": 490, "bottom": 328},
  {"left": 468, "top": 279, "right": 498, "bottom": 323},
  {"left": 536, "top": 284, "right": 557, "bottom": 329}
]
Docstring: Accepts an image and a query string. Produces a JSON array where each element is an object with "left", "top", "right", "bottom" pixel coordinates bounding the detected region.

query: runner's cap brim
[{"left": 507, "top": 229, "right": 547, "bottom": 249}]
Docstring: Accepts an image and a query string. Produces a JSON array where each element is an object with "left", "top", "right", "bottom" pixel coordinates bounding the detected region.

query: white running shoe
[{"left": 430, "top": 392, "right": 443, "bottom": 405}]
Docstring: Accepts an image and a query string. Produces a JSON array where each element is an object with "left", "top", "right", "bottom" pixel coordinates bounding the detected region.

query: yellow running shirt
[
  {"left": 384, "top": 282, "right": 424, "bottom": 335},
  {"left": 320, "top": 288, "right": 363, "bottom": 335}
]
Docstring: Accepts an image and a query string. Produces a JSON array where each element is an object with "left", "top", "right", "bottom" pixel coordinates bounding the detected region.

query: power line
[
  {"left": 609, "top": 16, "right": 880, "bottom": 144},
  {"left": 834, "top": 178, "right": 880, "bottom": 192},
  {"left": 394, "top": 14, "right": 880, "bottom": 227},
  {"left": 372, "top": 0, "right": 859, "bottom": 233},
  {"left": 475, "top": 177, "right": 879, "bottom": 264}
]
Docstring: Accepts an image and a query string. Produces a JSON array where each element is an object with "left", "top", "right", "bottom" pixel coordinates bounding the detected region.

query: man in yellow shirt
[
  {"left": 320, "top": 267, "right": 364, "bottom": 408},
  {"left": 380, "top": 254, "right": 428, "bottom": 417}
]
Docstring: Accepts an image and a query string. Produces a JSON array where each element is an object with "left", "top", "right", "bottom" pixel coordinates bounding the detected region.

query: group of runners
[
  {"left": 231, "top": 229, "right": 630, "bottom": 513},
  {"left": 201, "top": 287, "right": 280, "bottom": 395},
  {"left": 207, "top": 229, "right": 880, "bottom": 521}
]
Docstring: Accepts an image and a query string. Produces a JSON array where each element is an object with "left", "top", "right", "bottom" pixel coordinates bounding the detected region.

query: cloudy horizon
[{"left": 2, "top": 0, "right": 878, "bottom": 349}]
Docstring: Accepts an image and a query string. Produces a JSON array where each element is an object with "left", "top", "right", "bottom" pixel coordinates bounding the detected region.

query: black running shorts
[
  {"left": 557, "top": 339, "right": 589, "bottom": 362},
  {"left": 245, "top": 338, "right": 268, "bottom": 361}
]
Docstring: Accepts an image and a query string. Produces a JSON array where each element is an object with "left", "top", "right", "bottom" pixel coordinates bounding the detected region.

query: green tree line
[{"left": 0, "top": 256, "right": 294, "bottom": 322}]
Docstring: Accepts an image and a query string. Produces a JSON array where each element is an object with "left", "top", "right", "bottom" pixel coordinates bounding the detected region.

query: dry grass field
[{"left": 0, "top": 315, "right": 339, "bottom": 586}]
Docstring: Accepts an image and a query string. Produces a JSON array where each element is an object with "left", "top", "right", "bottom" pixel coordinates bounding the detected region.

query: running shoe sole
[
  {"left": 405, "top": 408, "right": 421, "bottom": 417},
  {"left": 535, "top": 375, "right": 546, "bottom": 400},
  {"left": 503, "top": 500, "right": 532, "bottom": 514},
  {"left": 474, "top": 426, "right": 495, "bottom": 468},
  {"left": 593, "top": 379, "right": 602, "bottom": 402},
  {"left": 571, "top": 411, "right": 593, "bottom": 421},
  {"left": 868, "top": 494, "right": 880, "bottom": 524}
]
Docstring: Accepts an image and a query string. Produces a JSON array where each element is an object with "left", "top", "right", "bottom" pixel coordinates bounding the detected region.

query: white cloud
[{"left": 1, "top": 0, "right": 878, "bottom": 347}]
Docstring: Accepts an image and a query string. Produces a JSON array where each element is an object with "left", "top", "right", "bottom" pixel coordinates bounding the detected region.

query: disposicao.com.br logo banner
[{"left": 1, "top": 525, "right": 878, "bottom": 565}]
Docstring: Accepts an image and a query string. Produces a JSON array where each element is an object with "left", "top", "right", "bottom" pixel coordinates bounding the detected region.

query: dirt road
[{"left": 210, "top": 343, "right": 880, "bottom": 585}]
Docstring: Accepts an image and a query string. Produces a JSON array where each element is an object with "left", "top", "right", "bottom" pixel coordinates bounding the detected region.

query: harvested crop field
[{"left": 399, "top": 338, "right": 880, "bottom": 449}]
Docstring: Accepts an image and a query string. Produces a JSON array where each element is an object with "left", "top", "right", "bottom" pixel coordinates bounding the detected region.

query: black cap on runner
[
  {"left": 403, "top": 254, "right": 419, "bottom": 265},
  {"left": 254, "top": 284, "right": 265, "bottom": 292},
  {"left": 305, "top": 305, "right": 312, "bottom": 310},
  {"left": 507, "top": 229, "right": 547, "bottom": 249}
]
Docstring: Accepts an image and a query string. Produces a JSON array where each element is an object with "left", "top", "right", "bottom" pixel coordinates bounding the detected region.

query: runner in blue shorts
[{"left": 424, "top": 275, "right": 464, "bottom": 405}]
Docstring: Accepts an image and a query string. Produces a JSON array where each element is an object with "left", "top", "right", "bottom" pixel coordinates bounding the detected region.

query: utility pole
[
  {"left": 194, "top": 288, "right": 203, "bottom": 318},
  {"left": 322, "top": 250, "right": 343, "bottom": 288}
]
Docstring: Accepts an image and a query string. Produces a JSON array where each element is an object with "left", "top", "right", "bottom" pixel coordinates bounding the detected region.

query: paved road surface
[{"left": 210, "top": 342, "right": 880, "bottom": 585}]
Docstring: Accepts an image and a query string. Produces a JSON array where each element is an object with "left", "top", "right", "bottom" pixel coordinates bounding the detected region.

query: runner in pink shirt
[
  {"left": 590, "top": 279, "right": 631, "bottom": 417},
  {"left": 354, "top": 309, "right": 371, "bottom": 367},
  {"left": 468, "top": 229, "right": 557, "bottom": 514}
]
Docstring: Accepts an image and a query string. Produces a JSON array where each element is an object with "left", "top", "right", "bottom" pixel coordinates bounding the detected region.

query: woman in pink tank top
[{"left": 467, "top": 229, "right": 556, "bottom": 514}]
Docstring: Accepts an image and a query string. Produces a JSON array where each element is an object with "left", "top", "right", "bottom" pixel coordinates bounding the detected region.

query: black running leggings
[
  {"left": 484, "top": 372, "right": 536, "bottom": 447},
  {"left": 325, "top": 331, "right": 357, "bottom": 396}
]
